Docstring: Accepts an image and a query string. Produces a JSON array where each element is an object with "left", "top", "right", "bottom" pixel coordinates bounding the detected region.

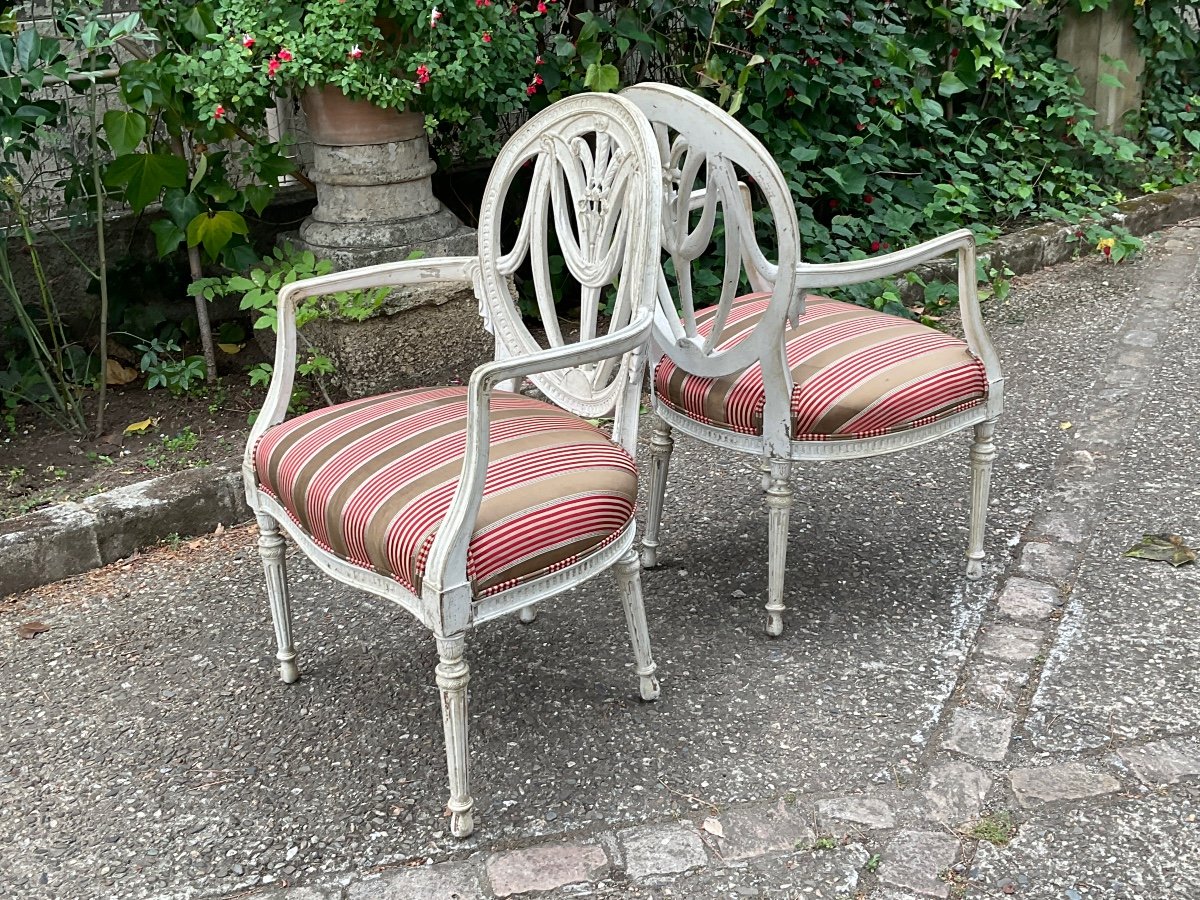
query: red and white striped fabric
[
  {"left": 254, "top": 387, "right": 637, "bottom": 597},
  {"left": 654, "top": 293, "right": 989, "bottom": 440}
]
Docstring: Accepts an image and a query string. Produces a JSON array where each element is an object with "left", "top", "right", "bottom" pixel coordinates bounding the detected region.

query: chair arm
[
  {"left": 419, "top": 310, "right": 654, "bottom": 606},
  {"left": 793, "top": 229, "right": 974, "bottom": 288},
  {"left": 242, "top": 256, "right": 479, "bottom": 494}
]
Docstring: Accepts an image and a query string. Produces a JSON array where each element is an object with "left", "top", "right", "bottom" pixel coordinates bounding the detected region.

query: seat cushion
[
  {"left": 654, "top": 293, "right": 989, "bottom": 440},
  {"left": 254, "top": 387, "right": 637, "bottom": 597}
]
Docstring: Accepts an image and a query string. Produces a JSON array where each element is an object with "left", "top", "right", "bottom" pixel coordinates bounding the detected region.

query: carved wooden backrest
[
  {"left": 621, "top": 83, "right": 800, "bottom": 393},
  {"left": 475, "top": 94, "right": 661, "bottom": 447}
]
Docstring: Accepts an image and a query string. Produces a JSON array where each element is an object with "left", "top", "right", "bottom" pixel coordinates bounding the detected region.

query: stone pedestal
[
  {"left": 1057, "top": 5, "right": 1145, "bottom": 134},
  {"left": 285, "top": 90, "right": 491, "bottom": 398}
]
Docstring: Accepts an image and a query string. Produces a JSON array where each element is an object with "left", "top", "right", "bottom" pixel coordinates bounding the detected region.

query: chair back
[
  {"left": 475, "top": 94, "right": 662, "bottom": 449},
  {"left": 621, "top": 83, "right": 800, "bottom": 445}
]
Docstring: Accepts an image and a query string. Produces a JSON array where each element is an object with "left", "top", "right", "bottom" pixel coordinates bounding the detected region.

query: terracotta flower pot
[{"left": 300, "top": 85, "right": 423, "bottom": 147}]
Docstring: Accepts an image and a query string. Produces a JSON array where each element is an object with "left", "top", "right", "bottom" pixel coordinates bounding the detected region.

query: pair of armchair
[{"left": 242, "top": 86, "right": 1003, "bottom": 838}]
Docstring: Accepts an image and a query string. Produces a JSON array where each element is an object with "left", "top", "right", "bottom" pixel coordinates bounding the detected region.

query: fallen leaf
[
  {"left": 17, "top": 621, "right": 50, "bottom": 639},
  {"left": 701, "top": 817, "right": 725, "bottom": 838},
  {"left": 217, "top": 343, "right": 244, "bottom": 355},
  {"left": 105, "top": 358, "right": 139, "bottom": 386},
  {"left": 1059, "top": 421, "right": 1072, "bottom": 430},
  {"left": 123, "top": 417, "right": 159, "bottom": 435},
  {"left": 1123, "top": 533, "right": 1196, "bottom": 567}
]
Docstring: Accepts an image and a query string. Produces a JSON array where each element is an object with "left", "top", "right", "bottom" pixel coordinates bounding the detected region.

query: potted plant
[{"left": 178, "top": 0, "right": 546, "bottom": 159}]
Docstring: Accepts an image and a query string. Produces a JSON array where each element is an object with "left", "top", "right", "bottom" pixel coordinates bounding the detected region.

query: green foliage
[
  {"left": 135, "top": 337, "right": 207, "bottom": 393},
  {"left": 162, "top": 425, "right": 199, "bottom": 452},
  {"left": 1068, "top": 223, "right": 1144, "bottom": 263}
]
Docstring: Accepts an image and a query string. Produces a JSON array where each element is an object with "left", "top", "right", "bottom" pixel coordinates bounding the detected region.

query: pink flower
[
  {"left": 863, "top": 193, "right": 874, "bottom": 204},
  {"left": 241, "top": 34, "right": 255, "bottom": 48},
  {"left": 416, "top": 64, "right": 430, "bottom": 84},
  {"left": 348, "top": 44, "right": 363, "bottom": 59},
  {"left": 537, "top": 0, "right": 547, "bottom": 11},
  {"left": 278, "top": 47, "right": 293, "bottom": 62},
  {"left": 481, "top": 31, "right": 492, "bottom": 43},
  {"left": 267, "top": 56, "right": 281, "bottom": 78},
  {"left": 534, "top": 74, "right": 543, "bottom": 85},
  {"left": 526, "top": 81, "right": 538, "bottom": 95},
  {"left": 476, "top": 0, "right": 492, "bottom": 6},
  {"left": 535, "top": 55, "right": 544, "bottom": 66},
  {"left": 214, "top": 104, "right": 226, "bottom": 119},
  {"left": 430, "top": 7, "right": 442, "bottom": 26},
  {"left": 870, "top": 240, "right": 881, "bottom": 252}
]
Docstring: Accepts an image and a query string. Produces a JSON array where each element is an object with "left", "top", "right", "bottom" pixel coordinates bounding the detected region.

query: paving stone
[
  {"left": 1016, "top": 541, "right": 1078, "bottom": 585},
  {"left": 1009, "top": 762, "right": 1121, "bottom": 808},
  {"left": 878, "top": 830, "right": 960, "bottom": 899},
  {"left": 996, "top": 577, "right": 1060, "bottom": 623},
  {"left": 963, "top": 658, "right": 1030, "bottom": 711},
  {"left": 1118, "top": 739, "right": 1200, "bottom": 786},
  {"left": 941, "top": 709, "right": 1014, "bottom": 762},
  {"left": 256, "top": 887, "right": 341, "bottom": 900},
  {"left": 618, "top": 822, "right": 708, "bottom": 880},
  {"left": 715, "top": 799, "right": 816, "bottom": 861},
  {"left": 978, "top": 624, "right": 1042, "bottom": 664},
  {"left": 922, "top": 762, "right": 991, "bottom": 827},
  {"left": 816, "top": 796, "right": 895, "bottom": 831},
  {"left": 346, "top": 861, "right": 484, "bottom": 899},
  {"left": 486, "top": 842, "right": 609, "bottom": 897},
  {"left": 1026, "top": 509, "right": 1089, "bottom": 544}
]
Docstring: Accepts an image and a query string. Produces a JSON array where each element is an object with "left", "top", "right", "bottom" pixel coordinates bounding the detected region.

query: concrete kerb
[{"left": 2, "top": 179, "right": 1199, "bottom": 598}]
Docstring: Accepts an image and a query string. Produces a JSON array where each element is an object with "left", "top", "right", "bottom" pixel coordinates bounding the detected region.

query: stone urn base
[{"left": 285, "top": 87, "right": 491, "bottom": 398}]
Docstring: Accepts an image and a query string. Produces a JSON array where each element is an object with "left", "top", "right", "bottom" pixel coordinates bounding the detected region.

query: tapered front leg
[
  {"left": 614, "top": 549, "right": 660, "bottom": 701},
  {"left": 640, "top": 419, "right": 674, "bottom": 569},
  {"left": 518, "top": 603, "right": 538, "bottom": 624},
  {"left": 764, "top": 459, "right": 793, "bottom": 637},
  {"left": 966, "top": 419, "right": 997, "bottom": 580},
  {"left": 435, "top": 634, "right": 474, "bottom": 838},
  {"left": 256, "top": 513, "right": 299, "bottom": 684}
]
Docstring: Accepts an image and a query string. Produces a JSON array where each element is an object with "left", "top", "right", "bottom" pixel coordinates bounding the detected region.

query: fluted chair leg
[
  {"left": 640, "top": 419, "right": 674, "bottom": 569},
  {"left": 518, "top": 603, "right": 538, "bottom": 623},
  {"left": 435, "top": 634, "right": 474, "bottom": 838},
  {"left": 614, "top": 549, "right": 660, "bottom": 701},
  {"left": 966, "top": 419, "right": 997, "bottom": 580},
  {"left": 256, "top": 513, "right": 299, "bottom": 684},
  {"left": 764, "top": 460, "right": 793, "bottom": 637}
]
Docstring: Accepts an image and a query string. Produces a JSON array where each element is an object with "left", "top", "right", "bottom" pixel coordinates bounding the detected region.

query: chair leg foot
[
  {"left": 615, "top": 549, "right": 660, "bottom": 702},
  {"left": 764, "top": 460, "right": 793, "bottom": 638},
  {"left": 436, "top": 634, "right": 474, "bottom": 838},
  {"left": 966, "top": 419, "right": 997, "bottom": 582},
  {"left": 640, "top": 420, "right": 674, "bottom": 571},
  {"left": 257, "top": 513, "right": 300, "bottom": 683},
  {"left": 518, "top": 603, "right": 538, "bottom": 624}
]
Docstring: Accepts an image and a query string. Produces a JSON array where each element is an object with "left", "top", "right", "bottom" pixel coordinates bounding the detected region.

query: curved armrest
[
  {"left": 242, "top": 256, "right": 479, "bottom": 496},
  {"left": 793, "top": 229, "right": 1002, "bottom": 393},
  {"left": 419, "top": 310, "right": 654, "bottom": 608}
]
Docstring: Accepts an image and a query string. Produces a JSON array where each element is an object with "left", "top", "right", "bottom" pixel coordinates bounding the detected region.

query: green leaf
[
  {"left": 1098, "top": 73, "right": 1124, "bottom": 90},
  {"left": 102, "top": 109, "right": 147, "bottom": 156},
  {"left": 15, "top": 28, "right": 39, "bottom": 71},
  {"left": 162, "top": 187, "right": 204, "bottom": 228},
  {"left": 186, "top": 210, "right": 248, "bottom": 261},
  {"left": 103, "top": 153, "right": 188, "bottom": 213},
  {"left": 919, "top": 98, "right": 945, "bottom": 121},
  {"left": 938, "top": 72, "right": 968, "bottom": 97},
  {"left": 149, "top": 218, "right": 185, "bottom": 257},
  {"left": 0, "top": 37, "right": 14, "bottom": 75},
  {"left": 190, "top": 152, "right": 209, "bottom": 193},
  {"left": 584, "top": 63, "right": 620, "bottom": 93},
  {"left": 1184, "top": 130, "right": 1200, "bottom": 151},
  {"left": 243, "top": 183, "right": 274, "bottom": 216}
]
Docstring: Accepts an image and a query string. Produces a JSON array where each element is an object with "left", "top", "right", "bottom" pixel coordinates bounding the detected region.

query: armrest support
[
  {"left": 419, "top": 310, "right": 654, "bottom": 602},
  {"left": 793, "top": 230, "right": 1003, "bottom": 393},
  {"left": 242, "top": 256, "right": 479, "bottom": 496}
]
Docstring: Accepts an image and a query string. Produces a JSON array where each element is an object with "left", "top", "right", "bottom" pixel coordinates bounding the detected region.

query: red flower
[
  {"left": 278, "top": 48, "right": 293, "bottom": 62},
  {"left": 526, "top": 83, "right": 538, "bottom": 95},
  {"left": 871, "top": 240, "right": 881, "bottom": 252},
  {"left": 863, "top": 193, "right": 874, "bottom": 204},
  {"left": 872, "top": 77, "right": 882, "bottom": 88},
  {"left": 535, "top": 55, "right": 544, "bottom": 66},
  {"left": 241, "top": 34, "right": 255, "bottom": 49},
  {"left": 835, "top": 56, "right": 844, "bottom": 64},
  {"left": 482, "top": 31, "right": 492, "bottom": 42},
  {"left": 1102, "top": 244, "right": 1112, "bottom": 257},
  {"left": 807, "top": 56, "right": 819, "bottom": 66},
  {"left": 1187, "top": 104, "right": 1193, "bottom": 113},
  {"left": 868, "top": 96, "right": 877, "bottom": 106},
  {"left": 829, "top": 199, "right": 838, "bottom": 208},
  {"left": 950, "top": 47, "right": 959, "bottom": 58},
  {"left": 855, "top": 122, "right": 865, "bottom": 131},
  {"left": 882, "top": 242, "right": 890, "bottom": 249},
  {"left": 534, "top": 74, "right": 543, "bottom": 85},
  {"left": 416, "top": 64, "right": 430, "bottom": 84},
  {"left": 214, "top": 104, "right": 226, "bottom": 120},
  {"left": 537, "top": 0, "right": 547, "bottom": 11},
  {"left": 267, "top": 57, "right": 281, "bottom": 78},
  {"left": 348, "top": 44, "right": 363, "bottom": 59}
]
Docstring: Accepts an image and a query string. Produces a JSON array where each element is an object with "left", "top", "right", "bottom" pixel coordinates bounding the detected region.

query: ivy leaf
[
  {"left": 1123, "top": 533, "right": 1196, "bottom": 567},
  {"left": 186, "top": 210, "right": 248, "bottom": 260},
  {"left": 102, "top": 109, "right": 147, "bottom": 156},
  {"left": 1184, "top": 130, "right": 1200, "bottom": 151},
  {"left": 149, "top": 218, "right": 186, "bottom": 257},
  {"left": 584, "top": 63, "right": 620, "bottom": 93},
  {"left": 243, "top": 183, "right": 274, "bottom": 216},
  {"left": 103, "top": 152, "right": 188, "bottom": 212},
  {"left": 938, "top": 72, "right": 968, "bottom": 97}
]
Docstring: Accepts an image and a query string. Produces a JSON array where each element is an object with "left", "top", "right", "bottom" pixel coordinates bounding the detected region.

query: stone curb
[
  {"left": 0, "top": 458, "right": 250, "bottom": 597},
  {"left": 3, "top": 180, "right": 1199, "bottom": 599}
]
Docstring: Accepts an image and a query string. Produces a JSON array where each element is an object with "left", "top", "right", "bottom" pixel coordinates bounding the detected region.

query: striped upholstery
[
  {"left": 655, "top": 293, "right": 989, "bottom": 440},
  {"left": 254, "top": 387, "right": 637, "bottom": 597}
]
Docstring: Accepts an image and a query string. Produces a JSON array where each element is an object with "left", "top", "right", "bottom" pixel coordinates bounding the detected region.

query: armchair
[
  {"left": 242, "top": 94, "right": 663, "bottom": 838},
  {"left": 622, "top": 83, "right": 1004, "bottom": 637}
]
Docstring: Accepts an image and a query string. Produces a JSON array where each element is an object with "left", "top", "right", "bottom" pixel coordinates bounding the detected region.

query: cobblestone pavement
[{"left": 2, "top": 230, "right": 1198, "bottom": 900}]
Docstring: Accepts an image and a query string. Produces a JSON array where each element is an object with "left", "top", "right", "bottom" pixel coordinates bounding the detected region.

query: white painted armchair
[
  {"left": 241, "top": 94, "right": 663, "bottom": 838},
  {"left": 622, "top": 83, "right": 1004, "bottom": 636}
]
